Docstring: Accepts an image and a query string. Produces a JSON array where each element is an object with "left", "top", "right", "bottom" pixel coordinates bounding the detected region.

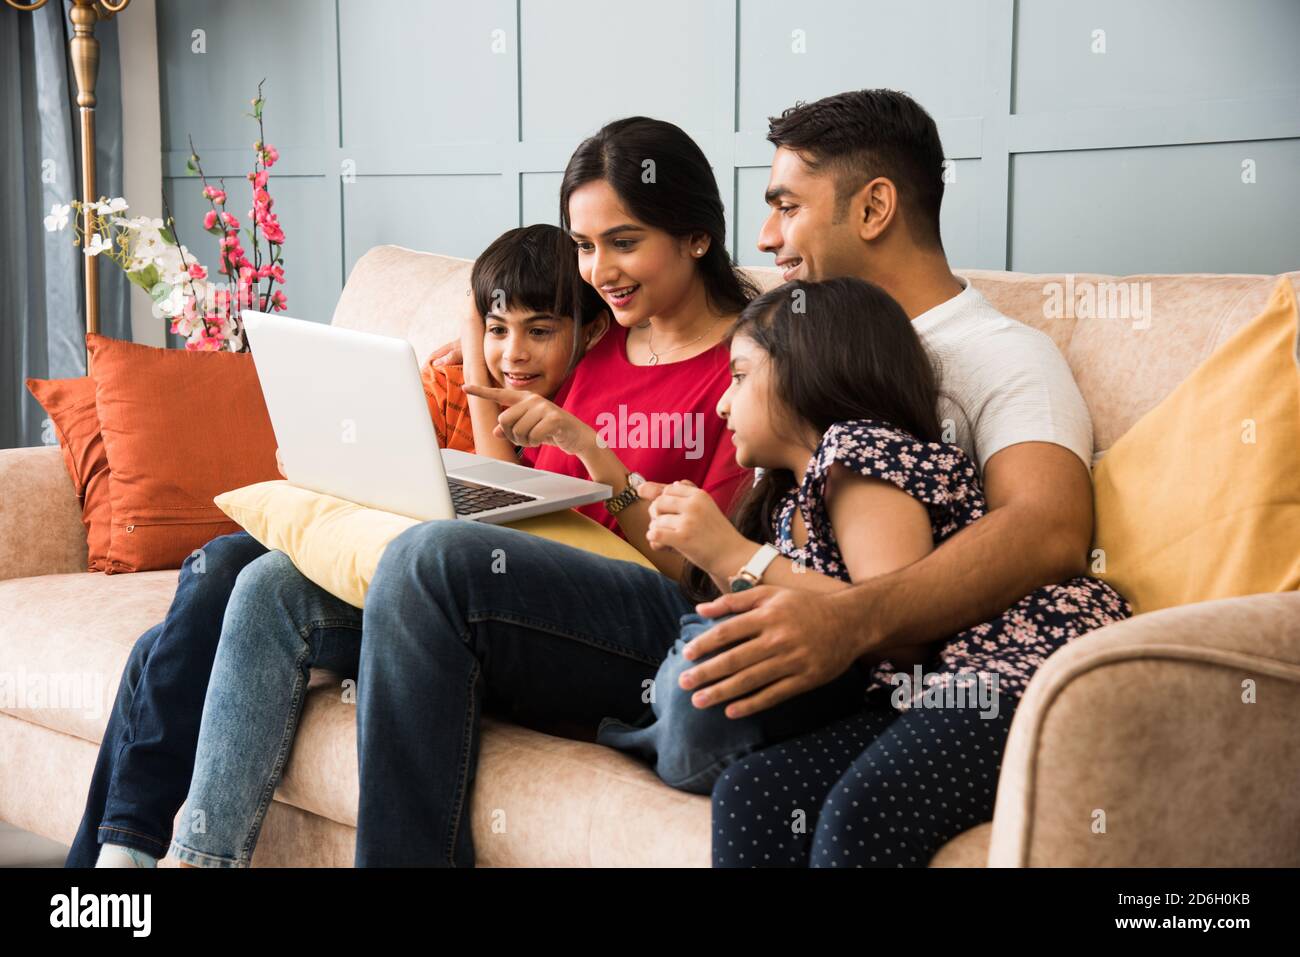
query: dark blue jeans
[
  {"left": 355, "top": 519, "right": 695, "bottom": 867},
  {"left": 64, "top": 530, "right": 269, "bottom": 866}
]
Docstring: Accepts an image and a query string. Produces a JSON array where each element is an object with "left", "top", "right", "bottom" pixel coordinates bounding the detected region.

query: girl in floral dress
[{"left": 597, "top": 276, "right": 1131, "bottom": 866}]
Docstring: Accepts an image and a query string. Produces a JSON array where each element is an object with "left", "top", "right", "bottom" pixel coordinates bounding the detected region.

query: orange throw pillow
[
  {"left": 86, "top": 333, "right": 280, "bottom": 573},
  {"left": 24, "top": 375, "right": 113, "bottom": 571}
]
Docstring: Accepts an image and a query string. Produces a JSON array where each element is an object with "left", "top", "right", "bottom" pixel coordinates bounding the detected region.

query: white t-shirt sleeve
[{"left": 943, "top": 323, "right": 1094, "bottom": 473}]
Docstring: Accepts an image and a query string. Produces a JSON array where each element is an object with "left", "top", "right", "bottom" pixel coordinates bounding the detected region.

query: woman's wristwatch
[
  {"left": 728, "top": 543, "right": 781, "bottom": 592},
  {"left": 605, "top": 471, "right": 645, "bottom": 515}
]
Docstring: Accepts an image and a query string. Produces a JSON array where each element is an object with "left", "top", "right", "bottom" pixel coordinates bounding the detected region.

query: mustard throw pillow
[
  {"left": 1092, "top": 276, "right": 1300, "bottom": 615},
  {"left": 213, "top": 480, "right": 657, "bottom": 608}
]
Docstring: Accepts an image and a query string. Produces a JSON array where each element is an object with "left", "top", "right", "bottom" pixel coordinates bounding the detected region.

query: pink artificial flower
[
  {"left": 262, "top": 145, "right": 279, "bottom": 168},
  {"left": 271, "top": 264, "right": 285, "bottom": 282},
  {"left": 202, "top": 186, "right": 228, "bottom": 204},
  {"left": 203, "top": 210, "right": 218, "bottom": 230},
  {"left": 188, "top": 263, "right": 207, "bottom": 280},
  {"left": 271, "top": 290, "right": 287, "bottom": 311},
  {"left": 222, "top": 212, "right": 240, "bottom": 230},
  {"left": 253, "top": 170, "right": 269, "bottom": 189}
]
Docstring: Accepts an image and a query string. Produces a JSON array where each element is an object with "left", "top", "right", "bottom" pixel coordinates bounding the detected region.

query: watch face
[{"left": 628, "top": 472, "right": 645, "bottom": 488}]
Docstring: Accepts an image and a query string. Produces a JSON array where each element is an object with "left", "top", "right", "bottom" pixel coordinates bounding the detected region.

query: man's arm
[
  {"left": 679, "top": 441, "right": 1094, "bottom": 717},
  {"left": 854, "top": 440, "right": 1092, "bottom": 651}
]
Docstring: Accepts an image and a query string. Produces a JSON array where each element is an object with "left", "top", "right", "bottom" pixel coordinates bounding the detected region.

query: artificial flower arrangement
[{"left": 44, "top": 82, "right": 287, "bottom": 352}]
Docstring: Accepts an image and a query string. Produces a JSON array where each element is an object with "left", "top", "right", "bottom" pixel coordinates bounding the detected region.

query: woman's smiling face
[{"left": 567, "top": 178, "right": 701, "bottom": 327}]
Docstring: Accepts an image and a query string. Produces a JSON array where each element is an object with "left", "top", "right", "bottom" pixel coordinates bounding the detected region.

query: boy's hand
[
  {"left": 462, "top": 383, "right": 596, "bottom": 458},
  {"left": 645, "top": 480, "right": 751, "bottom": 570}
]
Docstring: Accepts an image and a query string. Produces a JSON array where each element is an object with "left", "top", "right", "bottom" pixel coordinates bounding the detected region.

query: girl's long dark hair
[
  {"left": 559, "top": 116, "right": 759, "bottom": 317},
  {"left": 681, "top": 277, "right": 943, "bottom": 602}
]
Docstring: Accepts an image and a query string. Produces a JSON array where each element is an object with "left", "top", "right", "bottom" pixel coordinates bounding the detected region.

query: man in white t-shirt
[{"left": 677, "top": 88, "right": 1097, "bottom": 715}]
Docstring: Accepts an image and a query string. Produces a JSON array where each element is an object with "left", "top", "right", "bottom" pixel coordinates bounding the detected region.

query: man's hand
[{"left": 680, "top": 586, "right": 867, "bottom": 718}]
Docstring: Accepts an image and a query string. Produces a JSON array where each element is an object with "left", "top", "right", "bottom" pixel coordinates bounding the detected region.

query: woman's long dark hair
[
  {"left": 559, "top": 116, "right": 759, "bottom": 317},
  {"left": 681, "top": 277, "right": 943, "bottom": 602}
]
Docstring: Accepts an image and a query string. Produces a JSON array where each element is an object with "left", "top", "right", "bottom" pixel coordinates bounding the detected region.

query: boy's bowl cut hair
[{"left": 470, "top": 224, "right": 605, "bottom": 331}]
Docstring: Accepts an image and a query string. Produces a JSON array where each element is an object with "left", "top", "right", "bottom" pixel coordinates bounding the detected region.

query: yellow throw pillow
[
  {"left": 213, "top": 481, "right": 657, "bottom": 608},
  {"left": 1092, "top": 276, "right": 1300, "bottom": 615}
]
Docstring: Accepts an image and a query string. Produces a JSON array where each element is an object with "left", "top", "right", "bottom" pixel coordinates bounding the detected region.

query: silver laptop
[{"left": 241, "top": 310, "right": 612, "bottom": 523}]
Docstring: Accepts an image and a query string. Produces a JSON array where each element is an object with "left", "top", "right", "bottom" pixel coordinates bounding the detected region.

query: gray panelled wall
[{"left": 157, "top": 0, "right": 1300, "bottom": 327}]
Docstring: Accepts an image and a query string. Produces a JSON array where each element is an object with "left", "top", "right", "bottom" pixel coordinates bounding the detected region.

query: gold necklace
[{"left": 643, "top": 316, "right": 721, "bottom": 366}]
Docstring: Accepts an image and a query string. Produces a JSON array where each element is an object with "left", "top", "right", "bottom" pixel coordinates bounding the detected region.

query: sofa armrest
[
  {"left": 0, "top": 446, "right": 89, "bottom": 581},
  {"left": 988, "top": 590, "right": 1300, "bottom": 866}
]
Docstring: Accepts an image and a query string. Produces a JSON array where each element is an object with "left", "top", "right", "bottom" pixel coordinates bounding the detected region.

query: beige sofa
[{"left": 2, "top": 246, "right": 1298, "bottom": 867}]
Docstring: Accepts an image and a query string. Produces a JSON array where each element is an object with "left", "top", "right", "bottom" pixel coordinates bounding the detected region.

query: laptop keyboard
[{"left": 448, "top": 477, "right": 539, "bottom": 516}]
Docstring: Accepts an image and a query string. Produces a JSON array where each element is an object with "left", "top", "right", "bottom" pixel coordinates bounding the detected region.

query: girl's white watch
[{"left": 728, "top": 543, "right": 781, "bottom": 592}]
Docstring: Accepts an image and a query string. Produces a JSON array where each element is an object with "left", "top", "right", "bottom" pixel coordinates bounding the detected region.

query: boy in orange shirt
[{"left": 419, "top": 224, "right": 608, "bottom": 457}]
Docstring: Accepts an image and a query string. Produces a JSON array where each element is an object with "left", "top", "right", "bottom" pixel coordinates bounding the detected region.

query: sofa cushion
[
  {"left": 964, "top": 270, "right": 1298, "bottom": 457},
  {"left": 86, "top": 333, "right": 281, "bottom": 574},
  {"left": 24, "top": 376, "right": 113, "bottom": 572},
  {"left": 0, "top": 569, "right": 176, "bottom": 741},
  {"left": 1091, "top": 277, "right": 1300, "bottom": 614},
  {"left": 213, "top": 480, "right": 655, "bottom": 608}
]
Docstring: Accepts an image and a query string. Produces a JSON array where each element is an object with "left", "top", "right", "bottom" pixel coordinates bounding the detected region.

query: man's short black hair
[{"left": 766, "top": 89, "right": 946, "bottom": 249}]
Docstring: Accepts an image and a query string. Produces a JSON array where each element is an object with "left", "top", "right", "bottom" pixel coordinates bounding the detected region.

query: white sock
[{"left": 95, "top": 843, "right": 158, "bottom": 868}]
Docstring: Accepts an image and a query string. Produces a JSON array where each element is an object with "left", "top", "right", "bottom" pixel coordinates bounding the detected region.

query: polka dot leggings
[{"left": 711, "top": 689, "right": 1019, "bottom": 867}]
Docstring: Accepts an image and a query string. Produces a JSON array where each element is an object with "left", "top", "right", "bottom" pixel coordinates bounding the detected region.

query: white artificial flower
[
  {"left": 43, "top": 203, "right": 71, "bottom": 232},
  {"left": 93, "top": 197, "right": 129, "bottom": 215},
  {"left": 83, "top": 233, "right": 112, "bottom": 257},
  {"left": 115, "top": 214, "right": 158, "bottom": 231}
]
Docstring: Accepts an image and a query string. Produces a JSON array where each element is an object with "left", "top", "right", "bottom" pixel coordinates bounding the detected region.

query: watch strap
[{"left": 729, "top": 543, "right": 781, "bottom": 591}]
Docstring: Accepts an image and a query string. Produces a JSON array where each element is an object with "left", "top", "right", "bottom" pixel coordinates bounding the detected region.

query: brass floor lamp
[{"left": 7, "top": 0, "right": 131, "bottom": 373}]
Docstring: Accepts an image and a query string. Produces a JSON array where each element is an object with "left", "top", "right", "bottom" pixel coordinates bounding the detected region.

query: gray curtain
[{"left": 0, "top": 0, "right": 130, "bottom": 450}]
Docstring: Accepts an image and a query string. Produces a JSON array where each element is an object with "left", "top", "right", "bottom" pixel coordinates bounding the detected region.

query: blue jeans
[
  {"left": 169, "top": 520, "right": 693, "bottom": 868},
  {"left": 169, "top": 550, "right": 363, "bottom": 867},
  {"left": 65, "top": 530, "right": 269, "bottom": 866},
  {"left": 595, "top": 613, "right": 871, "bottom": 794}
]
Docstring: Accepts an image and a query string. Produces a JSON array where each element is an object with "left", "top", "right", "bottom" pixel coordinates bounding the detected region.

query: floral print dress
[{"left": 772, "top": 419, "right": 1132, "bottom": 709}]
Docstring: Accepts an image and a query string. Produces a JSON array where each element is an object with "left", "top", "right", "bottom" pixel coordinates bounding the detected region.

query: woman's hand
[
  {"left": 275, "top": 447, "right": 287, "bottom": 479},
  {"left": 462, "top": 383, "right": 597, "bottom": 458},
  {"left": 458, "top": 296, "right": 486, "bottom": 370},
  {"left": 428, "top": 338, "right": 463, "bottom": 367},
  {"left": 643, "top": 479, "right": 753, "bottom": 572}
]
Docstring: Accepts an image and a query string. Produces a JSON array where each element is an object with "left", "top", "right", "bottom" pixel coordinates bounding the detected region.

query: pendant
[{"left": 647, "top": 354, "right": 659, "bottom": 366}]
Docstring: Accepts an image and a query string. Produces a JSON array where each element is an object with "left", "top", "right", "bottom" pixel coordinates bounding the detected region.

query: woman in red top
[{"left": 461, "top": 117, "right": 758, "bottom": 579}]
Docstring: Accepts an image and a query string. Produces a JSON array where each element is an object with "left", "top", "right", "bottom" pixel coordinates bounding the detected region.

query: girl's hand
[
  {"left": 462, "top": 383, "right": 597, "bottom": 458},
  {"left": 645, "top": 480, "right": 752, "bottom": 571}
]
